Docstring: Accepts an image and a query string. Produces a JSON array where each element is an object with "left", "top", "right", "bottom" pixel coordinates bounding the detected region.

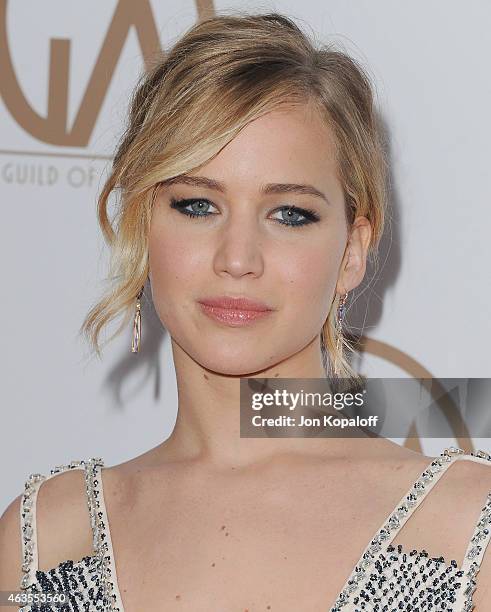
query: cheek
[
  {"left": 148, "top": 225, "right": 204, "bottom": 326},
  {"left": 277, "top": 237, "right": 344, "bottom": 316},
  {"left": 149, "top": 215, "right": 203, "bottom": 287}
]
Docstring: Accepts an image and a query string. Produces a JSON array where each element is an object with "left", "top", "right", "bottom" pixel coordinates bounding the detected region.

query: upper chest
[{"left": 103, "top": 456, "right": 443, "bottom": 612}]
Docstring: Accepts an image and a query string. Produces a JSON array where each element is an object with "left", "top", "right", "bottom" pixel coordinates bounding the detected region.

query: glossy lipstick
[{"left": 197, "top": 296, "right": 274, "bottom": 327}]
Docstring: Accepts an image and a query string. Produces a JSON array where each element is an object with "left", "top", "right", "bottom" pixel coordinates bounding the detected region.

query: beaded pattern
[
  {"left": 18, "top": 457, "right": 122, "bottom": 612},
  {"left": 85, "top": 458, "right": 124, "bottom": 611},
  {"left": 16, "top": 447, "right": 491, "bottom": 612},
  {"left": 19, "top": 555, "right": 104, "bottom": 611},
  {"left": 349, "top": 543, "right": 465, "bottom": 611},
  {"left": 330, "top": 446, "right": 491, "bottom": 611}
]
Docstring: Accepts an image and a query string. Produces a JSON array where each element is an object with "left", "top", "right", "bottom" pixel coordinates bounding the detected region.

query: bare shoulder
[
  {"left": 99, "top": 442, "right": 180, "bottom": 498},
  {"left": 35, "top": 467, "right": 95, "bottom": 569},
  {"left": 351, "top": 437, "right": 440, "bottom": 481},
  {"left": 385, "top": 443, "right": 491, "bottom": 517},
  {"left": 0, "top": 491, "right": 24, "bottom": 594}
]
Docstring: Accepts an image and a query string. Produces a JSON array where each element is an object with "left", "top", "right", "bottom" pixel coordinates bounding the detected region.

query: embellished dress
[{"left": 17, "top": 446, "right": 491, "bottom": 611}]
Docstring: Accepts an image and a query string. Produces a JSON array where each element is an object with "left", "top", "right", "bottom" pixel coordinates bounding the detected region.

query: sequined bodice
[{"left": 17, "top": 447, "right": 491, "bottom": 612}]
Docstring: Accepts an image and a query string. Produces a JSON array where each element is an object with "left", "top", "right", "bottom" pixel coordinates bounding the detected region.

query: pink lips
[{"left": 197, "top": 296, "right": 274, "bottom": 327}]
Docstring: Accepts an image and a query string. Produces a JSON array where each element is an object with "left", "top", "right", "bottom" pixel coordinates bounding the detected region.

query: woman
[{"left": 2, "top": 11, "right": 491, "bottom": 612}]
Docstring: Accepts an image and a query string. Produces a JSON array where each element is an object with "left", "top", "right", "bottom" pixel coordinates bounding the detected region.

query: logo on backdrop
[
  {"left": 0, "top": 0, "right": 213, "bottom": 186},
  {"left": 0, "top": 0, "right": 161, "bottom": 147}
]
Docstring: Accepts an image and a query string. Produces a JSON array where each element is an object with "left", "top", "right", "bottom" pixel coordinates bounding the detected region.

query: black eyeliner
[{"left": 169, "top": 197, "right": 321, "bottom": 228}]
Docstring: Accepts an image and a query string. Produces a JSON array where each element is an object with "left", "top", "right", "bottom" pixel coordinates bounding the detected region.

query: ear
[{"left": 336, "top": 216, "right": 372, "bottom": 295}]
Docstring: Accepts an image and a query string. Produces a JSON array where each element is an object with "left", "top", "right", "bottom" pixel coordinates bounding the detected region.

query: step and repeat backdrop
[{"left": 1, "top": 0, "right": 490, "bottom": 512}]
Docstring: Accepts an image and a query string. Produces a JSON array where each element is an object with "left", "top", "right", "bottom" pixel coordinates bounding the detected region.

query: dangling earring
[
  {"left": 131, "top": 287, "right": 144, "bottom": 353},
  {"left": 334, "top": 291, "right": 348, "bottom": 376}
]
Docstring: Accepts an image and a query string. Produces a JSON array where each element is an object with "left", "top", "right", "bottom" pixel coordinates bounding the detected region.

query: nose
[{"left": 213, "top": 208, "right": 265, "bottom": 279}]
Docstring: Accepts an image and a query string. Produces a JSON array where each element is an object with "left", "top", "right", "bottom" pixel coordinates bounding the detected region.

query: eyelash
[{"left": 169, "top": 197, "right": 320, "bottom": 229}]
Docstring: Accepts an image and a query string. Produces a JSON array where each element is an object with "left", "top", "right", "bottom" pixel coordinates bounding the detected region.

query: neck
[{"left": 158, "top": 335, "right": 365, "bottom": 470}]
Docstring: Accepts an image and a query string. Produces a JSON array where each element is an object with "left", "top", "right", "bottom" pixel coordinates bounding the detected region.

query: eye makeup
[{"left": 169, "top": 197, "right": 321, "bottom": 229}]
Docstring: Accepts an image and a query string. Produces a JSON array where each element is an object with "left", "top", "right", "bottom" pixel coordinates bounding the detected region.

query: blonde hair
[{"left": 80, "top": 11, "right": 388, "bottom": 382}]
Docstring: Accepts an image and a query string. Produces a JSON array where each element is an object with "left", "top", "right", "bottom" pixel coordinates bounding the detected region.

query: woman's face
[{"left": 148, "top": 103, "right": 369, "bottom": 376}]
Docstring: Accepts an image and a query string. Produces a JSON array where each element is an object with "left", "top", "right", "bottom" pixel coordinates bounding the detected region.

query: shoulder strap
[
  {"left": 85, "top": 458, "right": 125, "bottom": 611},
  {"left": 19, "top": 458, "right": 103, "bottom": 591},
  {"left": 452, "top": 448, "right": 491, "bottom": 611},
  {"left": 370, "top": 446, "right": 464, "bottom": 550},
  {"left": 332, "top": 446, "right": 468, "bottom": 610}
]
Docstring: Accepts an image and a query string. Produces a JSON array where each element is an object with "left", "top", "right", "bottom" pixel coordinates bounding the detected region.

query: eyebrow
[{"left": 160, "top": 175, "right": 331, "bottom": 206}]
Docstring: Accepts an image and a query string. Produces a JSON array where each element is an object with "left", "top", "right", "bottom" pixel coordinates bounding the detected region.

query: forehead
[{"left": 192, "top": 103, "right": 340, "bottom": 190}]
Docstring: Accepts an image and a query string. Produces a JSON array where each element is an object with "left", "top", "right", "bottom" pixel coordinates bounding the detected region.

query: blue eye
[
  {"left": 272, "top": 206, "right": 320, "bottom": 227},
  {"left": 169, "top": 198, "right": 320, "bottom": 228},
  {"left": 170, "top": 198, "right": 216, "bottom": 218}
]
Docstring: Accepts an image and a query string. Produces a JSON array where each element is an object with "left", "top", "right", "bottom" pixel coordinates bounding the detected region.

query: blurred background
[{"left": 1, "top": 0, "right": 490, "bottom": 513}]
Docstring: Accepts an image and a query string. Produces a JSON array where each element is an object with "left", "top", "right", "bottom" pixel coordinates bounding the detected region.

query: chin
[
  {"left": 204, "top": 358, "right": 276, "bottom": 377},
  {"left": 190, "top": 349, "right": 279, "bottom": 377}
]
